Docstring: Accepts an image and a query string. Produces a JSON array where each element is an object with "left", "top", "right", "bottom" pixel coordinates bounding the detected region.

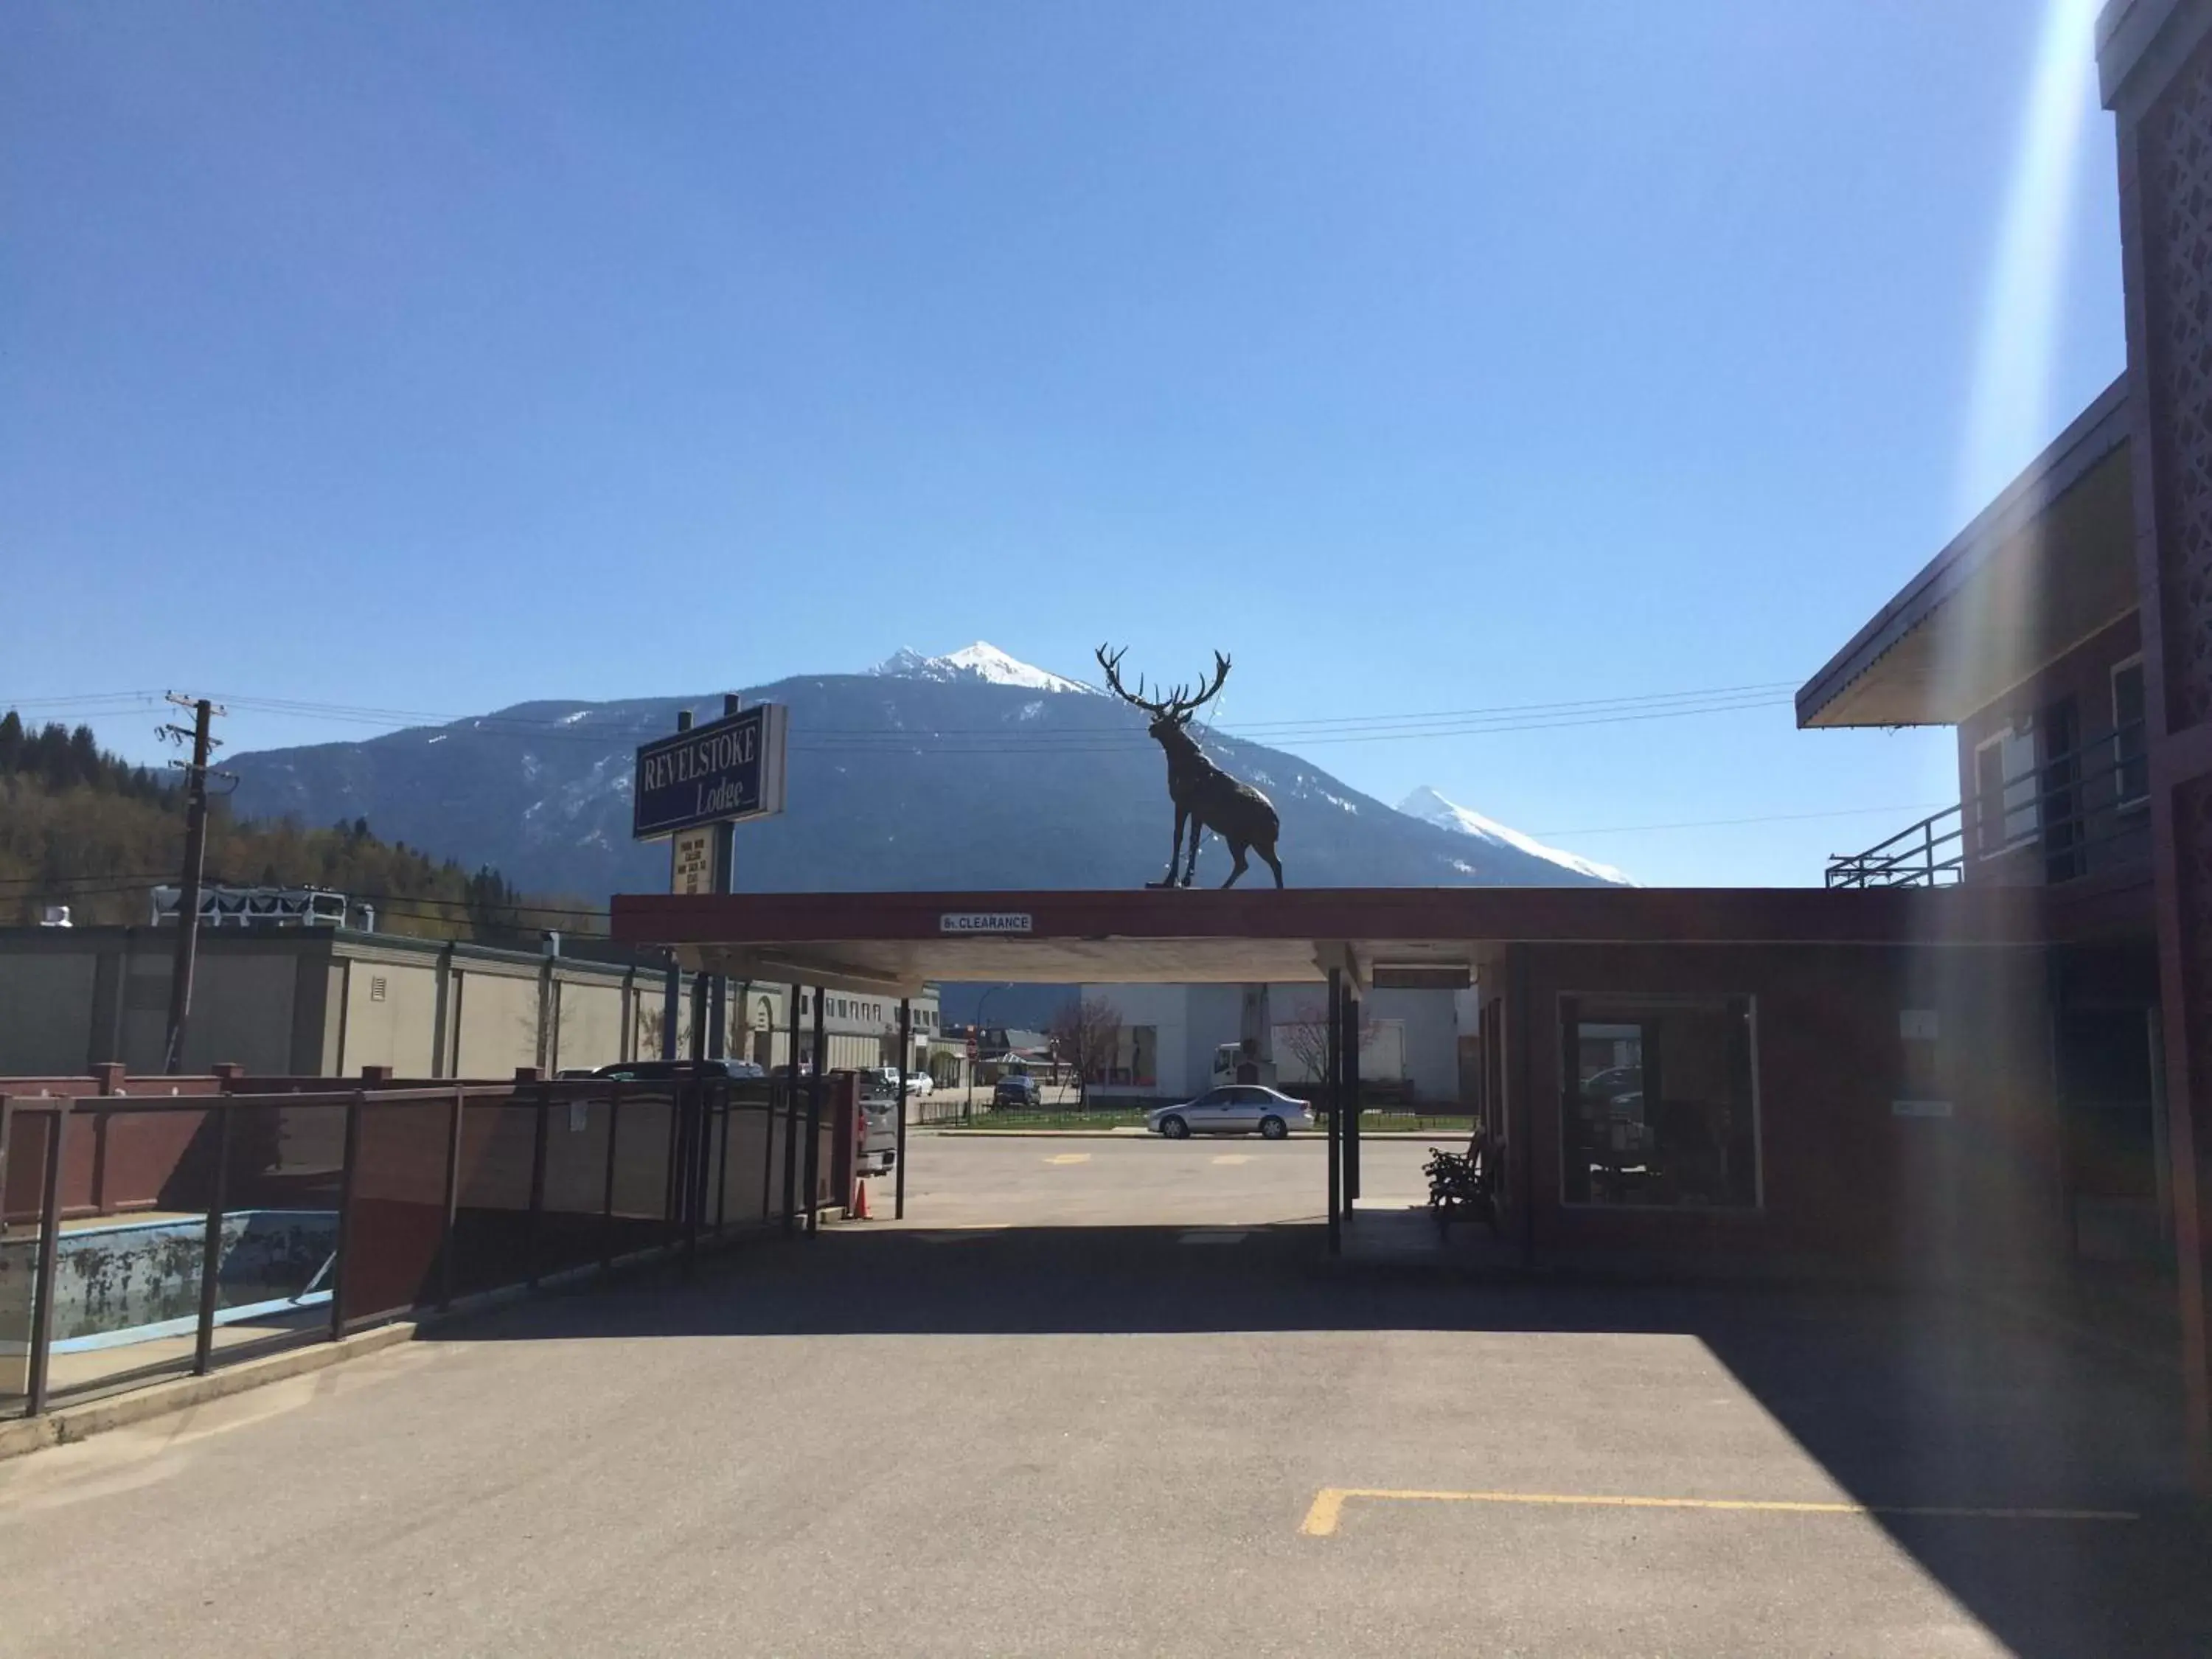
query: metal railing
[
  {"left": 1826, "top": 719, "right": 2151, "bottom": 889},
  {"left": 0, "top": 1074, "right": 839, "bottom": 1421}
]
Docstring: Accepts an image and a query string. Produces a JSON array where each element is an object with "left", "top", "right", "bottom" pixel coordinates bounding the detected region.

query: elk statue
[{"left": 1096, "top": 644, "right": 1285, "bottom": 889}]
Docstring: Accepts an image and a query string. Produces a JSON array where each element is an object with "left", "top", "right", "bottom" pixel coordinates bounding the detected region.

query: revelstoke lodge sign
[{"left": 632, "top": 703, "right": 789, "bottom": 840}]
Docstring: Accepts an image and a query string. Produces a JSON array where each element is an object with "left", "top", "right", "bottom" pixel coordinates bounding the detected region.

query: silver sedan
[{"left": 1147, "top": 1085, "right": 1315, "bottom": 1141}]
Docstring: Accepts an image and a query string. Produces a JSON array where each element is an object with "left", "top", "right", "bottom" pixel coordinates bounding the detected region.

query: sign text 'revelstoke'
[{"left": 632, "top": 704, "right": 788, "bottom": 841}]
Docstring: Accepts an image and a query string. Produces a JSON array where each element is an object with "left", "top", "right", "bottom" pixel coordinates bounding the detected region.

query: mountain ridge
[{"left": 226, "top": 644, "right": 1627, "bottom": 900}]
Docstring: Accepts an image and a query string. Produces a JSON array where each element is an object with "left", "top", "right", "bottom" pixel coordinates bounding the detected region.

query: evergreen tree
[{"left": 0, "top": 706, "right": 585, "bottom": 938}]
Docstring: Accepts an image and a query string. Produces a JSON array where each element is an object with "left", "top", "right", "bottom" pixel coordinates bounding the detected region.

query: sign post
[{"left": 634, "top": 699, "right": 790, "bottom": 1062}]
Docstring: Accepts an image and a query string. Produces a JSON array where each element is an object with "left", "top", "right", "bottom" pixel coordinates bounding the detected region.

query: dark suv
[{"left": 591, "top": 1059, "right": 765, "bottom": 1082}]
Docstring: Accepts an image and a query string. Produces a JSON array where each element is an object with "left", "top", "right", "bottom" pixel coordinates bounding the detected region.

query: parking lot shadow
[{"left": 451, "top": 1222, "right": 2211, "bottom": 1658}]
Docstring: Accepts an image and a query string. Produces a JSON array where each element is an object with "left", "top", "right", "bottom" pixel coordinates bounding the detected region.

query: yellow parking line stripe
[
  {"left": 1042, "top": 1152, "right": 1091, "bottom": 1166},
  {"left": 1297, "top": 1487, "right": 2139, "bottom": 1537}
]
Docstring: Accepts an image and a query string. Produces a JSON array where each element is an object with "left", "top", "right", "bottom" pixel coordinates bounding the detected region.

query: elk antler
[
  {"left": 1096, "top": 644, "right": 1176, "bottom": 717},
  {"left": 1180, "top": 651, "right": 1232, "bottom": 716}
]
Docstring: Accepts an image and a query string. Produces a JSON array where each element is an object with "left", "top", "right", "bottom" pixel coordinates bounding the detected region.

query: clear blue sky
[{"left": 1, "top": 2, "right": 2124, "bottom": 886}]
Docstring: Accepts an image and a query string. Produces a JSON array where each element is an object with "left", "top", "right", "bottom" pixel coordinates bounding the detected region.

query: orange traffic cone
[{"left": 851, "top": 1177, "right": 872, "bottom": 1220}]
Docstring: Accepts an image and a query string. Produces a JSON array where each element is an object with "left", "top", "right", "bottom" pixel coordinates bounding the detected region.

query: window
[
  {"left": 2113, "top": 657, "right": 2149, "bottom": 807},
  {"left": 1559, "top": 995, "right": 1758, "bottom": 1208},
  {"left": 2042, "top": 696, "right": 2081, "bottom": 883},
  {"left": 1974, "top": 726, "right": 2038, "bottom": 855}
]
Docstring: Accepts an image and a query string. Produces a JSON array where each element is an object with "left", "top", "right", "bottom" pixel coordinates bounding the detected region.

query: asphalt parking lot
[
  {"left": 0, "top": 1135, "right": 2204, "bottom": 1658},
  {"left": 891, "top": 1124, "right": 1435, "bottom": 1226}
]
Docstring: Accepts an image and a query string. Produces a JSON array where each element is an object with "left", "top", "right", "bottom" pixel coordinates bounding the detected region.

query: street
[{"left": 0, "top": 1133, "right": 2203, "bottom": 1657}]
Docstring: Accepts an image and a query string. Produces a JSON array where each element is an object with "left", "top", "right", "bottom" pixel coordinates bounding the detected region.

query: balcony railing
[{"left": 1826, "top": 719, "right": 2149, "bottom": 889}]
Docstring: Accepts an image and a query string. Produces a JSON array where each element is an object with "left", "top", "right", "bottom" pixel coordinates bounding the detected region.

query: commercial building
[
  {"left": 1075, "top": 981, "right": 1469, "bottom": 1105},
  {"left": 0, "top": 926, "right": 938, "bottom": 1082}
]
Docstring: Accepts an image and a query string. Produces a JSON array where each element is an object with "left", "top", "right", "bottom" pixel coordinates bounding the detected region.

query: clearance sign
[{"left": 631, "top": 704, "right": 789, "bottom": 841}]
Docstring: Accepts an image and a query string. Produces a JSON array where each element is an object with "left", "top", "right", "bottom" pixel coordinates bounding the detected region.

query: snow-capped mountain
[
  {"left": 220, "top": 655, "right": 1625, "bottom": 899},
  {"left": 1397, "top": 786, "right": 1632, "bottom": 886},
  {"left": 871, "top": 641, "right": 1093, "bottom": 695}
]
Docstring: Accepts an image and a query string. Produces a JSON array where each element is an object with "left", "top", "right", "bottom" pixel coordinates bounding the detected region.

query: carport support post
[
  {"left": 660, "top": 963, "right": 680, "bottom": 1062},
  {"left": 781, "top": 984, "right": 802, "bottom": 1233},
  {"left": 895, "top": 999, "right": 911, "bottom": 1220},
  {"left": 706, "top": 696, "right": 740, "bottom": 1060},
  {"left": 804, "top": 992, "right": 827, "bottom": 1234},
  {"left": 661, "top": 709, "right": 695, "bottom": 1062},
  {"left": 1325, "top": 967, "right": 1341, "bottom": 1257},
  {"left": 1343, "top": 990, "right": 1362, "bottom": 1210}
]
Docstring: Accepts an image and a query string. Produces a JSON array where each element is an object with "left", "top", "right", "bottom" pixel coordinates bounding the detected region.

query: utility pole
[{"left": 159, "top": 695, "right": 225, "bottom": 1074}]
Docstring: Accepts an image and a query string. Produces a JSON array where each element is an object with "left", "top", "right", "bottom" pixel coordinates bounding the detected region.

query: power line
[
  {"left": 4, "top": 679, "right": 1801, "bottom": 753},
  {"left": 1526, "top": 802, "right": 1951, "bottom": 838},
  {"left": 179, "top": 690, "right": 1794, "bottom": 753}
]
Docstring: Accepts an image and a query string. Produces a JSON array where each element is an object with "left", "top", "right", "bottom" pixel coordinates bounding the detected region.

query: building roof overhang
[
  {"left": 1795, "top": 378, "right": 2138, "bottom": 729},
  {"left": 608, "top": 886, "right": 2048, "bottom": 995}
]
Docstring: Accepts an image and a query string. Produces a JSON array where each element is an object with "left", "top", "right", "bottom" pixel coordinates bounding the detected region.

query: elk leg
[
  {"left": 1150, "top": 807, "right": 1187, "bottom": 888},
  {"left": 1258, "top": 841, "right": 1284, "bottom": 888},
  {"left": 1183, "top": 821, "right": 1204, "bottom": 886},
  {"left": 1220, "top": 842, "right": 1250, "bottom": 888}
]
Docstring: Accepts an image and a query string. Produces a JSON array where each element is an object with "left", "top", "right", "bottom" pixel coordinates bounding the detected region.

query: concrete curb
[
  {"left": 0, "top": 1319, "right": 420, "bottom": 1464},
  {"left": 921, "top": 1128, "right": 1150, "bottom": 1139}
]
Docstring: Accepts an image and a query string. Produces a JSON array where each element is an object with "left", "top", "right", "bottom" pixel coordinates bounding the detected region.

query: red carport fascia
[{"left": 609, "top": 885, "right": 2048, "bottom": 951}]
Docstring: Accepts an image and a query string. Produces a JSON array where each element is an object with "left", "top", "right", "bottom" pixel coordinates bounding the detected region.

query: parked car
[
  {"left": 1147, "top": 1085, "right": 1313, "bottom": 1141},
  {"left": 591, "top": 1058, "right": 764, "bottom": 1083},
  {"left": 992, "top": 1073, "right": 1040, "bottom": 1108},
  {"left": 905, "top": 1070, "right": 936, "bottom": 1099}
]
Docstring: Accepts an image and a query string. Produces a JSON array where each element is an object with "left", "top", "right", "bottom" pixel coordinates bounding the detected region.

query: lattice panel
[{"left": 2142, "top": 38, "right": 2212, "bottom": 730}]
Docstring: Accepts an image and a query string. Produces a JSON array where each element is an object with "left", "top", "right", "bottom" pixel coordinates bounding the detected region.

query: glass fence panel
[
  {"left": 607, "top": 1091, "right": 676, "bottom": 1259},
  {"left": 451, "top": 1098, "right": 538, "bottom": 1298},
  {"left": 202, "top": 1099, "right": 341, "bottom": 1371},
  {"left": 339, "top": 1099, "right": 452, "bottom": 1324},
  {"left": 541, "top": 1092, "right": 614, "bottom": 1281},
  {"left": 717, "top": 1090, "right": 777, "bottom": 1228},
  {"left": 0, "top": 1106, "right": 49, "bottom": 1413},
  {"left": 32, "top": 1105, "right": 215, "bottom": 1404}
]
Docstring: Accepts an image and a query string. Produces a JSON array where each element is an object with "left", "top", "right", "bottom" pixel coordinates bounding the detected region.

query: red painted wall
[{"left": 1500, "top": 942, "right": 2066, "bottom": 1278}]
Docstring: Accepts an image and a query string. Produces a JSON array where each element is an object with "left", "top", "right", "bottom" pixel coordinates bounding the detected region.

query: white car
[
  {"left": 1147, "top": 1085, "right": 1314, "bottom": 1141},
  {"left": 905, "top": 1070, "right": 936, "bottom": 1099}
]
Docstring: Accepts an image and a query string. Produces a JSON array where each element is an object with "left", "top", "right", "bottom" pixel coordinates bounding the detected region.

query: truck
[
  {"left": 1211, "top": 1041, "right": 1278, "bottom": 1089},
  {"left": 855, "top": 1068, "right": 901, "bottom": 1177}
]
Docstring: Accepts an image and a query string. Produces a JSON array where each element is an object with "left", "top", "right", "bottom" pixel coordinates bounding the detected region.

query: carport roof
[{"left": 608, "top": 886, "right": 2046, "bottom": 995}]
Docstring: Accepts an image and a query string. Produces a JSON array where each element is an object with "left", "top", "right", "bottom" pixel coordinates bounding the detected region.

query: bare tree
[
  {"left": 1277, "top": 999, "right": 1380, "bottom": 1088},
  {"left": 1048, "top": 995, "right": 1123, "bottom": 1108}
]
